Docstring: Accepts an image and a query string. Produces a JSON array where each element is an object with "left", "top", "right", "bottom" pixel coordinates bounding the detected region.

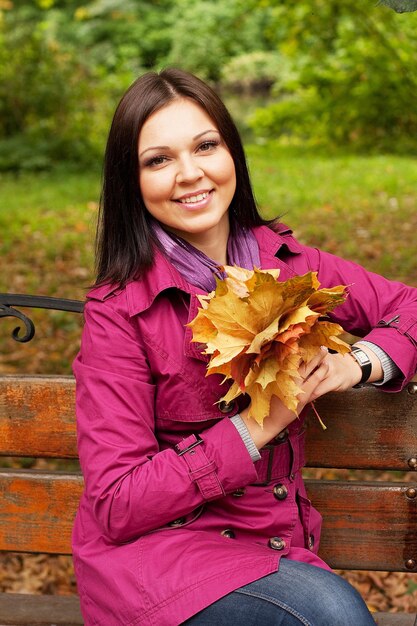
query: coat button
[
  {"left": 308, "top": 534, "right": 315, "bottom": 550},
  {"left": 273, "top": 484, "right": 288, "bottom": 501},
  {"left": 274, "top": 428, "right": 289, "bottom": 443},
  {"left": 218, "top": 400, "right": 235, "bottom": 413},
  {"left": 168, "top": 517, "right": 186, "bottom": 527},
  {"left": 221, "top": 529, "right": 235, "bottom": 538},
  {"left": 269, "top": 536, "right": 286, "bottom": 551},
  {"left": 232, "top": 487, "right": 246, "bottom": 497}
]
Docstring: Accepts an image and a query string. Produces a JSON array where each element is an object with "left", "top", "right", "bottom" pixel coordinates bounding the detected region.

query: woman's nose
[{"left": 176, "top": 156, "right": 203, "bottom": 184}]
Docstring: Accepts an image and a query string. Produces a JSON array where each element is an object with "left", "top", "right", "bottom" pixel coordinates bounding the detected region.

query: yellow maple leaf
[
  {"left": 298, "top": 321, "right": 351, "bottom": 363},
  {"left": 223, "top": 265, "right": 280, "bottom": 299},
  {"left": 307, "top": 285, "right": 349, "bottom": 313},
  {"left": 187, "top": 268, "right": 350, "bottom": 426}
]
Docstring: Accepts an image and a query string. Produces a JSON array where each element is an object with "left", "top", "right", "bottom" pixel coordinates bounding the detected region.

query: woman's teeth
[{"left": 179, "top": 192, "right": 209, "bottom": 204}]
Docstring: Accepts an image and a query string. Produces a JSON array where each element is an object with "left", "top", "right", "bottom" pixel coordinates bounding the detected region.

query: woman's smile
[
  {"left": 138, "top": 98, "right": 236, "bottom": 262},
  {"left": 173, "top": 188, "right": 213, "bottom": 209}
]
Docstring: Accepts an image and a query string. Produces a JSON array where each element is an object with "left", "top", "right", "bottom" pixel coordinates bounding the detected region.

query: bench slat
[
  {"left": 1, "top": 470, "right": 417, "bottom": 573},
  {"left": 0, "top": 593, "right": 411, "bottom": 626},
  {"left": 373, "top": 615, "right": 417, "bottom": 626},
  {"left": 0, "top": 592, "right": 83, "bottom": 626},
  {"left": 306, "top": 479, "right": 417, "bottom": 572},
  {"left": 306, "top": 383, "right": 417, "bottom": 470},
  {"left": 0, "top": 470, "right": 82, "bottom": 554},
  {"left": 0, "top": 376, "right": 77, "bottom": 458},
  {"left": 2, "top": 376, "right": 417, "bottom": 471}
]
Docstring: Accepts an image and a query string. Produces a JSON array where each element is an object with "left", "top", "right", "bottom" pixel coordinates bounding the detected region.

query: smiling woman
[
  {"left": 72, "top": 68, "right": 417, "bottom": 626},
  {"left": 138, "top": 99, "right": 236, "bottom": 264},
  {"left": 95, "top": 68, "right": 263, "bottom": 290}
]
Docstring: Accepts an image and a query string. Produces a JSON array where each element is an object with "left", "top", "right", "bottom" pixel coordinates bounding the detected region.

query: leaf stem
[{"left": 310, "top": 401, "right": 327, "bottom": 430}]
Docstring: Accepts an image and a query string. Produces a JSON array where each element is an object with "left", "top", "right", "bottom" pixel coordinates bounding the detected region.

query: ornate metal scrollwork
[
  {"left": 0, "top": 293, "right": 84, "bottom": 343},
  {"left": 0, "top": 302, "right": 35, "bottom": 343}
]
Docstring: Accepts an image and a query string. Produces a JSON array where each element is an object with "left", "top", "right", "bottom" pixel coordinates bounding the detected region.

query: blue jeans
[{"left": 183, "top": 559, "right": 376, "bottom": 625}]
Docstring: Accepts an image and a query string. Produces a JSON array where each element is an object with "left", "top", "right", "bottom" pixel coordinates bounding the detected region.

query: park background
[{"left": 1, "top": 0, "right": 417, "bottom": 614}]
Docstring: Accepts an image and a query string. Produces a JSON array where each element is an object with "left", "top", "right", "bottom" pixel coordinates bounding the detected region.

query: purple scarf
[{"left": 151, "top": 221, "right": 261, "bottom": 292}]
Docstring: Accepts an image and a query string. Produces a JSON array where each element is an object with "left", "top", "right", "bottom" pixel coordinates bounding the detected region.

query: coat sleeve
[
  {"left": 73, "top": 298, "right": 258, "bottom": 543},
  {"left": 304, "top": 245, "right": 417, "bottom": 390}
]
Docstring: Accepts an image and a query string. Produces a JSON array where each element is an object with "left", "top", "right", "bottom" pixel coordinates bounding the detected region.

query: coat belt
[{"left": 251, "top": 434, "right": 305, "bottom": 485}]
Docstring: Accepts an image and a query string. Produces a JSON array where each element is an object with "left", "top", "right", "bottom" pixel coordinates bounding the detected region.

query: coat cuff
[
  {"left": 359, "top": 327, "right": 417, "bottom": 391},
  {"left": 175, "top": 435, "right": 225, "bottom": 500},
  {"left": 230, "top": 414, "right": 261, "bottom": 462},
  {"left": 356, "top": 340, "right": 402, "bottom": 385},
  {"left": 175, "top": 418, "right": 259, "bottom": 500}
]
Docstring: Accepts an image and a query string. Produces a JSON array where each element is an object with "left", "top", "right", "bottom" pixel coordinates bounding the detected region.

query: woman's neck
[{"left": 168, "top": 217, "right": 230, "bottom": 266}]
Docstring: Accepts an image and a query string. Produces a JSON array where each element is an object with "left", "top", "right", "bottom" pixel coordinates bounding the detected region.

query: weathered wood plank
[
  {"left": 2, "top": 376, "right": 417, "bottom": 471},
  {"left": 2, "top": 376, "right": 417, "bottom": 470},
  {"left": 0, "top": 592, "right": 83, "bottom": 625},
  {"left": 306, "top": 479, "right": 417, "bottom": 572},
  {"left": 0, "top": 376, "right": 77, "bottom": 458},
  {"left": 306, "top": 383, "right": 417, "bottom": 471},
  {"left": 0, "top": 471, "right": 82, "bottom": 554},
  {"left": 1, "top": 470, "right": 417, "bottom": 574},
  {"left": 373, "top": 614, "right": 417, "bottom": 626},
  {"left": 0, "top": 592, "right": 410, "bottom": 626}
]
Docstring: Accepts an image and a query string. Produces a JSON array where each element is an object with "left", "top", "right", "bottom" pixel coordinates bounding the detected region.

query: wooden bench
[{"left": 1, "top": 295, "right": 417, "bottom": 625}]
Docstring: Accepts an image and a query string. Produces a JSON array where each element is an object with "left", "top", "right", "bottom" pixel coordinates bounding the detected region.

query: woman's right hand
[{"left": 239, "top": 347, "right": 330, "bottom": 450}]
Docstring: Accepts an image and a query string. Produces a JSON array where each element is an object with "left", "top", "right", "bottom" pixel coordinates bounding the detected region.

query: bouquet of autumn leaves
[{"left": 188, "top": 267, "right": 351, "bottom": 427}]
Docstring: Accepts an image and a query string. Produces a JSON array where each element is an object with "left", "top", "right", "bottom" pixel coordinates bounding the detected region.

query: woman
[{"left": 73, "top": 68, "right": 417, "bottom": 625}]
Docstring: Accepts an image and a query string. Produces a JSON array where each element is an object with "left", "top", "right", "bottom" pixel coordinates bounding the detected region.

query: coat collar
[
  {"left": 86, "top": 224, "right": 302, "bottom": 317},
  {"left": 255, "top": 223, "right": 302, "bottom": 265}
]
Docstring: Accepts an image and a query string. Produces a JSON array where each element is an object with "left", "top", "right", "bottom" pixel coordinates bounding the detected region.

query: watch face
[
  {"left": 351, "top": 348, "right": 372, "bottom": 387},
  {"left": 355, "top": 350, "right": 370, "bottom": 365}
]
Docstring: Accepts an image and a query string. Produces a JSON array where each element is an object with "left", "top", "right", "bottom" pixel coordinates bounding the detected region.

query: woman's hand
[
  {"left": 239, "top": 345, "right": 383, "bottom": 450},
  {"left": 305, "top": 343, "right": 383, "bottom": 402},
  {"left": 239, "top": 347, "right": 331, "bottom": 450}
]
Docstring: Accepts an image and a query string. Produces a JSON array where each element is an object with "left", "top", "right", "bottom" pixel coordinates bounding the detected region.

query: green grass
[
  {"left": 0, "top": 169, "right": 101, "bottom": 373},
  {"left": 0, "top": 169, "right": 101, "bottom": 296},
  {"left": 1, "top": 145, "right": 416, "bottom": 374},
  {"left": 2, "top": 145, "right": 417, "bottom": 295},
  {"left": 247, "top": 143, "right": 417, "bottom": 284}
]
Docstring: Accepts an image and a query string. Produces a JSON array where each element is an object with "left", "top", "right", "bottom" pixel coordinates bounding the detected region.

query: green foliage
[
  {"left": 220, "top": 51, "right": 285, "bottom": 92},
  {"left": 0, "top": 0, "right": 174, "bottom": 171},
  {"left": 166, "top": 0, "right": 274, "bottom": 82},
  {"left": 0, "top": 6, "right": 109, "bottom": 170},
  {"left": 249, "top": 1, "right": 417, "bottom": 151},
  {"left": 1, "top": 0, "right": 417, "bottom": 170}
]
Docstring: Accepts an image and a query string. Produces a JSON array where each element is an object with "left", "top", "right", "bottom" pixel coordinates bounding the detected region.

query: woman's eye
[
  {"left": 145, "top": 155, "right": 167, "bottom": 167},
  {"left": 198, "top": 140, "right": 220, "bottom": 152}
]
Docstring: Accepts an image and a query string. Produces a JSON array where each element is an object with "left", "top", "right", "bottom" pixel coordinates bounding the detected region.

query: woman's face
[{"left": 138, "top": 98, "right": 236, "bottom": 258}]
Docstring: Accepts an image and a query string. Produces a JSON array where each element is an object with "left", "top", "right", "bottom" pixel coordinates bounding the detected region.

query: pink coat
[{"left": 72, "top": 225, "right": 417, "bottom": 626}]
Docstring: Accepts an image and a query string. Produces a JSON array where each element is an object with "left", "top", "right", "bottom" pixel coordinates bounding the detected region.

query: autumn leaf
[{"left": 187, "top": 267, "right": 350, "bottom": 426}]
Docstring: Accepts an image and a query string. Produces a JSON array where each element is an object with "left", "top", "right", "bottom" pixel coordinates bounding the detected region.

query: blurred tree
[
  {"left": 0, "top": 0, "right": 175, "bottom": 170},
  {"left": 249, "top": 0, "right": 417, "bottom": 151},
  {"left": 1, "top": 0, "right": 417, "bottom": 170},
  {"left": 167, "top": 0, "right": 275, "bottom": 82}
]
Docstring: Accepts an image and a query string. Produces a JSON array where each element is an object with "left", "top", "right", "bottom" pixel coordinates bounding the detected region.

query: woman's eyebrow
[
  {"left": 193, "top": 129, "right": 220, "bottom": 140},
  {"left": 139, "top": 130, "right": 220, "bottom": 158},
  {"left": 139, "top": 145, "right": 169, "bottom": 158}
]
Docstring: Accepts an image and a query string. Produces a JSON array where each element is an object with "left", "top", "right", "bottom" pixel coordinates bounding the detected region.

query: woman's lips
[{"left": 174, "top": 190, "right": 213, "bottom": 210}]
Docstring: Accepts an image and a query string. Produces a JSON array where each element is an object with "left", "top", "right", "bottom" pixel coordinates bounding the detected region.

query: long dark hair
[{"left": 95, "top": 67, "right": 269, "bottom": 287}]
